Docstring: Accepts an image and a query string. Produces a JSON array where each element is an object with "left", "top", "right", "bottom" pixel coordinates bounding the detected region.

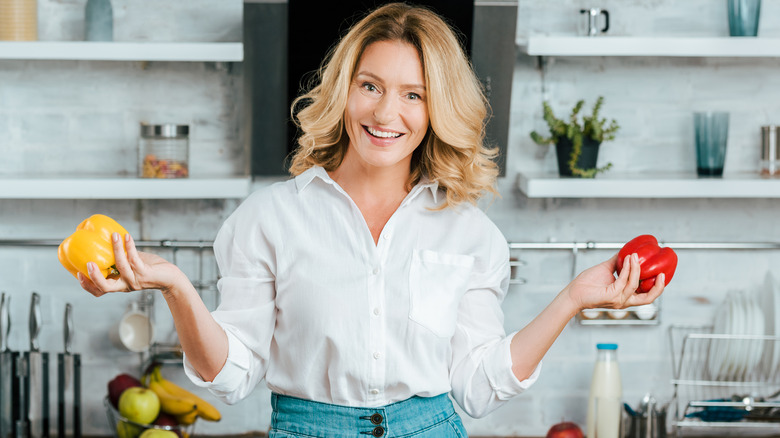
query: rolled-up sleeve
[
  {"left": 448, "top": 232, "right": 541, "bottom": 418},
  {"left": 183, "top": 192, "right": 278, "bottom": 405}
]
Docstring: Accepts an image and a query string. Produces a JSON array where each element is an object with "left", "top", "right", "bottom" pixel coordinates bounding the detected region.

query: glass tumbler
[
  {"left": 727, "top": 0, "right": 761, "bottom": 37},
  {"left": 694, "top": 112, "right": 729, "bottom": 177}
]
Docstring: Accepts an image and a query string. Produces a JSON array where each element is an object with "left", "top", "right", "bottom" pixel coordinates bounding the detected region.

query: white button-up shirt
[{"left": 184, "top": 166, "right": 539, "bottom": 418}]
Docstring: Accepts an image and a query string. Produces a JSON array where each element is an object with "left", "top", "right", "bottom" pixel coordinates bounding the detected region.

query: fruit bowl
[{"left": 104, "top": 397, "right": 196, "bottom": 438}]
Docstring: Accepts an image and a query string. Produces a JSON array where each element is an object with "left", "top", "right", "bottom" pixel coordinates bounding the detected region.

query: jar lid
[
  {"left": 140, "top": 123, "right": 189, "bottom": 138},
  {"left": 596, "top": 343, "right": 618, "bottom": 350}
]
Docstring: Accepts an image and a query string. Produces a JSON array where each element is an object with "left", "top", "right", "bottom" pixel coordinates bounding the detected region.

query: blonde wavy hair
[{"left": 289, "top": 2, "right": 499, "bottom": 209}]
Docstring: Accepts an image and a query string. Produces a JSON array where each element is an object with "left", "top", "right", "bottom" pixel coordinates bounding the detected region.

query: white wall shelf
[
  {"left": 0, "top": 177, "right": 251, "bottom": 199},
  {"left": 517, "top": 172, "right": 780, "bottom": 198},
  {"left": 0, "top": 41, "right": 243, "bottom": 62},
  {"left": 518, "top": 36, "right": 780, "bottom": 57}
]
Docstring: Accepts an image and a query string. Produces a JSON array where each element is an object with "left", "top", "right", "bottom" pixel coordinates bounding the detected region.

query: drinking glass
[
  {"left": 694, "top": 112, "right": 729, "bottom": 177},
  {"left": 727, "top": 0, "right": 761, "bottom": 37}
]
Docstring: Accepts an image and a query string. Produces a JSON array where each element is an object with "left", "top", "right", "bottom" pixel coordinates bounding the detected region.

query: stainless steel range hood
[{"left": 244, "top": 0, "right": 518, "bottom": 177}]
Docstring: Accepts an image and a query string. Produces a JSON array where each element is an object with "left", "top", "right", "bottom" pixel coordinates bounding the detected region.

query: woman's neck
[{"left": 329, "top": 156, "right": 411, "bottom": 201}]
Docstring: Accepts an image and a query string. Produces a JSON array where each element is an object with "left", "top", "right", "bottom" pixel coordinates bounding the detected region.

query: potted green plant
[{"left": 530, "top": 97, "right": 619, "bottom": 178}]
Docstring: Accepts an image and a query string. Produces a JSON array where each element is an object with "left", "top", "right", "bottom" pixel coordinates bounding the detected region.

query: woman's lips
[{"left": 363, "top": 125, "right": 404, "bottom": 146}]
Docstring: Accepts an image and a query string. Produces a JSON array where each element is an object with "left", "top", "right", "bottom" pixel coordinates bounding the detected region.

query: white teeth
[{"left": 366, "top": 126, "right": 401, "bottom": 138}]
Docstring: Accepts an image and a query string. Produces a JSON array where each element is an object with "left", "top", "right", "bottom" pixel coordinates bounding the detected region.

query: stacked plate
[
  {"left": 707, "top": 288, "right": 769, "bottom": 381},
  {"left": 0, "top": 0, "right": 38, "bottom": 41},
  {"left": 760, "top": 273, "right": 780, "bottom": 380}
]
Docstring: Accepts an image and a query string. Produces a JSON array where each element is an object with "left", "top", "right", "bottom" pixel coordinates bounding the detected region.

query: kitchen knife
[
  {"left": 26, "top": 292, "right": 49, "bottom": 438},
  {"left": 73, "top": 352, "right": 80, "bottom": 438},
  {"left": 5, "top": 291, "right": 24, "bottom": 438},
  {"left": 0, "top": 292, "right": 12, "bottom": 438},
  {"left": 57, "top": 303, "right": 74, "bottom": 438}
]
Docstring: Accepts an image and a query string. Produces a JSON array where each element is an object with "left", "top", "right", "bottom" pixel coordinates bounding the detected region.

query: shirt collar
[
  {"left": 405, "top": 176, "right": 439, "bottom": 205},
  {"left": 295, "top": 166, "right": 440, "bottom": 204},
  {"left": 294, "top": 166, "right": 332, "bottom": 192}
]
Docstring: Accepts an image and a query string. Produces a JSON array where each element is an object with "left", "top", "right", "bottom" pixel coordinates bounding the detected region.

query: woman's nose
[{"left": 372, "top": 95, "right": 398, "bottom": 124}]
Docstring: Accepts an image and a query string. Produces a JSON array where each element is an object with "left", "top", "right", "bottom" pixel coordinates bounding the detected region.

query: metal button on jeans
[
  {"left": 370, "top": 413, "right": 383, "bottom": 424},
  {"left": 372, "top": 426, "right": 385, "bottom": 437}
]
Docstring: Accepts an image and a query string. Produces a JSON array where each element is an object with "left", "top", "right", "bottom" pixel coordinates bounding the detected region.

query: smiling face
[{"left": 342, "top": 40, "right": 429, "bottom": 176}]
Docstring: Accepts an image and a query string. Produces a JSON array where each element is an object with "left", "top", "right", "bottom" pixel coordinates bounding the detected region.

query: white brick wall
[{"left": 1, "top": 1, "right": 779, "bottom": 436}]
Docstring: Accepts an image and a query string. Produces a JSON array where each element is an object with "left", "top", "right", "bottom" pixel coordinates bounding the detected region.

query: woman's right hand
[{"left": 78, "top": 232, "right": 186, "bottom": 297}]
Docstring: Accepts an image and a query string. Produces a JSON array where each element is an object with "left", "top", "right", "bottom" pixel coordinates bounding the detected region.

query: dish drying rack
[{"left": 669, "top": 325, "right": 780, "bottom": 436}]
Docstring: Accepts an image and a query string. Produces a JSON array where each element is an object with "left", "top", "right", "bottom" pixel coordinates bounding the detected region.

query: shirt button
[
  {"left": 372, "top": 266, "right": 381, "bottom": 275},
  {"left": 373, "top": 307, "right": 381, "bottom": 316},
  {"left": 383, "top": 232, "right": 391, "bottom": 240},
  {"left": 373, "top": 351, "right": 381, "bottom": 360},
  {"left": 369, "top": 388, "right": 380, "bottom": 395}
]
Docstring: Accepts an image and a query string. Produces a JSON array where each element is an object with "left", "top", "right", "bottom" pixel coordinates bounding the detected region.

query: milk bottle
[{"left": 586, "top": 343, "right": 622, "bottom": 438}]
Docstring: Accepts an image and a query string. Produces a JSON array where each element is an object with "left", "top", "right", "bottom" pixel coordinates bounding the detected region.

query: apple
[
  {"left": 139, "top": 429, "right": 178, "bottom": 438},
  {"left": 116, "top": 421, "right": 142, "bottom": 438},
  {"left": 108, "top": 373, "right": 143, "bottom": 408},
  {"left": 118, "top": 387, "right": 161, "bottom": 425},
  {"left": 546, "top": 421, "right": 584, "bottom": 438},
  {"left": 153, "top": 413, "right": 182, "bottom": 437}
]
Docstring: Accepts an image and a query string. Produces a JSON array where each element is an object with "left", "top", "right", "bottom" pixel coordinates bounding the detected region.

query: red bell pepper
[{"left": 617, "top": 234, "right": 677, "bottom": 293}]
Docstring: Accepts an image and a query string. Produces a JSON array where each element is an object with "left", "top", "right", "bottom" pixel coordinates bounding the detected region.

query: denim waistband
[{"left": 270, "top": 393, "right": 457, "bottom": 438}]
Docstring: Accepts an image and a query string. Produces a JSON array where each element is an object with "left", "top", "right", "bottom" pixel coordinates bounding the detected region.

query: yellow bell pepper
[{"left": 58, "top": 214, "right": 129, "bottom": 280}]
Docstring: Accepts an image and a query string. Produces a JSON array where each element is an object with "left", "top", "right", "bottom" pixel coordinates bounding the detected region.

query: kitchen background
[{"left": 1, "top": 0, "right": 780, "bottom": 436}]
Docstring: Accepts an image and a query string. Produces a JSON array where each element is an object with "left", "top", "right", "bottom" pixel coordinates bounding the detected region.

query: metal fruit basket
[{"left": 104, "top": 397, "right": 196, "bottom": 438}]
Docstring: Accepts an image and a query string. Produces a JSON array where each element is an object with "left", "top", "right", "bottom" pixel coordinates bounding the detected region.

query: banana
[
  {"left": 148, "top": 379, "right": 199, "bottom": 416},
  {"left": 153, "top": 367, "right": 222, "bottom": 422},
  {"left": 175, "top": 408, "right": 199, "bottom": 426}
]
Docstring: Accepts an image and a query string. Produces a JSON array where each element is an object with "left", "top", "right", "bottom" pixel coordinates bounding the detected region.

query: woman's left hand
[{"left": 564, "top": 252, "right": 664, "bottom": 312}]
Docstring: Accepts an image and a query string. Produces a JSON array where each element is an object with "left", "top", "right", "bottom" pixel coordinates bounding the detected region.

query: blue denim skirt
[{"left": 269, "top": 393, "right": 468, "bottom": 438}]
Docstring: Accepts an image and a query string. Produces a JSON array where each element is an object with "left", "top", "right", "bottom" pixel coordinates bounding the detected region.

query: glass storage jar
[{"left": 138, "top": 123, "right": 189, "bottom": 178}]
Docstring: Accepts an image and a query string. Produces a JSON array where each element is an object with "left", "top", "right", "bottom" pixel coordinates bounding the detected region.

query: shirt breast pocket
[{"left": 408, "top": 249, "right": 475, "bottom": 338}]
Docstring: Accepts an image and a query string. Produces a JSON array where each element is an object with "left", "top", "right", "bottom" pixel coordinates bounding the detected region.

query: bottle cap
[{"left": 596, "top": 343, "right": 618, "bottom": 350}]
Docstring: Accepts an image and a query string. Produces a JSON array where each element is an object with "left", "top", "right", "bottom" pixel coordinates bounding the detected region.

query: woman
[{"left": 79, "top": 3, "right": 664, "bottom": 437}]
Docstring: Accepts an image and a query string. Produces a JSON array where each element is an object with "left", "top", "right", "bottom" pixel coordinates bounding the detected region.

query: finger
[
  {"left": 86, "top": 261, "right": 127, "bottom": 293},
  {"left": 644, "top": 273, "right": 665, "bottom": 301},
  {"left": 111, "top": 232, "right": 132, "bottom": 276},
  {"left": 615, "top": 254, "right": 631, "bottom": 283},
  {"left": 124, "top": 233, "right": 145, "bottom": 271},
  {"left": 78, "top": 270, "right": 108, "bottom": 297},
  {"left": 628, "top": 273, "right": 665, "bottom": 306},
  {"left": 625, "top": 253, "right": 641, "bottom": 296}
]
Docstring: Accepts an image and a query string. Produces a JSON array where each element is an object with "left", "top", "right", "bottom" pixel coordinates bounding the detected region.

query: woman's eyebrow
[{"left": 355, "top": 71, "right": 426, "bottom": 91}]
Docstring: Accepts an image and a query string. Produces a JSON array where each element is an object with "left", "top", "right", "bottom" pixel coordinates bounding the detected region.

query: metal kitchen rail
[
  {"left": 2, "top": 238, "right": 778, "bottom": 250},
  {"left": 0, "top": 238, "right": 216, "bottom": 289},
  {"left": 668, "top": 325, "right": 780, "bottom": 435},
  {"left": 3, "top": 238, "right": 778, "bottom": 318},
  {"left": 508, "top": 240, "right": 780, "bottom": 326},
  {"left": 0, "top": 239, "right": 213, "bottom": 248}
]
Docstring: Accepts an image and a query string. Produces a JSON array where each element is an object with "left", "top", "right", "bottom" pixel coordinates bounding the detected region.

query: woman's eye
[
  {"left": 362, "top": 83, "right": 378, "bottom": 92},
  {"left": 407, "top": 93, "right": 421, "bottom": 101}
]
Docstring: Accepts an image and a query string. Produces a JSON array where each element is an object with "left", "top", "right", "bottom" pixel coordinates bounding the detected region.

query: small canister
[
  {"left": 138, "top": 123, "right": 189, "bottom": 178},
  {"left": 0, "top": 0, "right": 38, "bottom": 41},
  {"left": 760, "top": 125, "right": 780, "bottom": 178}
]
